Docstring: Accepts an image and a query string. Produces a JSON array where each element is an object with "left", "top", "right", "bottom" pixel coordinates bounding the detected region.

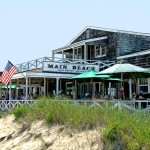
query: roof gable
[{"left": 67, "top": 26, "right": 150, "bottom": 45}]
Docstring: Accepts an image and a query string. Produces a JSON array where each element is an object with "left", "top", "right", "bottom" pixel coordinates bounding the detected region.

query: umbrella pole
[
  {"left": 121, "top": 73, "right": 125, "bottom": 100},
  {"left": 133, "top": 79, "right": 136, "bottom": 94},
  {"left": 91, "top": 78, "right": 93, "bottom": 100},
  {"left": 102, "top": 81, "right": 104, "bottom": 98}
]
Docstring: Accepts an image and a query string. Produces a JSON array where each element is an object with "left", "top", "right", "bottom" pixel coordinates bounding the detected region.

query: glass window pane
[{"left": 139, "top": 86, "right": 148, "bottom": 93}]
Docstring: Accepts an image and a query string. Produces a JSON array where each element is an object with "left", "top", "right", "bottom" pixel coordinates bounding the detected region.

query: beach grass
[{"left": 12, "top": 97, "right": 150, "bottom": 149}]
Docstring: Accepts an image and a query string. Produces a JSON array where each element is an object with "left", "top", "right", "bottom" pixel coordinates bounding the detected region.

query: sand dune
[{"left": 0, "top": 115, "right": 104, "bottom": 150}]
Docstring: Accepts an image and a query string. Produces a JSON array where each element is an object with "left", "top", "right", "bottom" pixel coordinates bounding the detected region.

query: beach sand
[{"left": 0, "top": 115, "right": 104, "bottom": 150}]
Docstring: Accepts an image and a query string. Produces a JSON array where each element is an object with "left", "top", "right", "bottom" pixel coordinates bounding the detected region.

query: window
[
  {"left": 95, "top": 45, "right": 106, "bottom": 58},
  {"left": 74, "top": 46, "right": 82, "bottom": 59},
  {"left": 78, "top": 47, "right": 81, "bottom": 55},
  {"left": 139, "top": 78, "right": 148, "bottom": 93},
  {"left": 139, "top": 78, "right": 148, "bottom": 85},
  {"left": 102, "top": 47, "right": 106, "bottom": 55}
]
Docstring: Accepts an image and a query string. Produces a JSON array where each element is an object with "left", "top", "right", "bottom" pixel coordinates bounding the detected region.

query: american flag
[{"left": 1, "top": 61, "right": 17, "bottom": 86}]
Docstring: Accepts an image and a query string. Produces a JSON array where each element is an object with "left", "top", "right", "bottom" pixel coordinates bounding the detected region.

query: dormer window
[{"left": 95, "top": 45, "right": 106, "bottom": 58}]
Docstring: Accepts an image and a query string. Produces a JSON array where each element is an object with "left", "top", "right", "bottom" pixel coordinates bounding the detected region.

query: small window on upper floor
[{"left": 95, "top": 45, "right": 106, "bottom": 58}]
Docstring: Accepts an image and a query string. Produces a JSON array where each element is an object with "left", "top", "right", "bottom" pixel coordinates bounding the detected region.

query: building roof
[{"left": 67, "top": 26, "right": 150, "bottom": 46}]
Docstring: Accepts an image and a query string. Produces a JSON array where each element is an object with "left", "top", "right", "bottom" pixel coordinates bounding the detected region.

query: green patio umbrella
[
  {"left": 97, "top": 61, "right": 150, "bottom": 99},
  {"left": 2, "top": 85, "right": 16, "bottom": 89},
  {"left": 104, "top": 78, "right": 122, "bottom": 81},
  {"left": 73, "top": 71, "right": 110, "bottom": 99},
  {"left": 73, "top": 70, "right": 110, "bottom": 79},
  {"left": 72, "top": 71, "right": 120, "bottom": 99}
]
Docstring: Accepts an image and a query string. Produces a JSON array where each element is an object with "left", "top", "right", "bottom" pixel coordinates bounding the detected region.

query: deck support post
[{"left": 26, "top": 75, "right": 28, "bottom": 100}]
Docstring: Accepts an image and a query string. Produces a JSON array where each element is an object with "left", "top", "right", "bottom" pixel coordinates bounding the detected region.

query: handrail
[
  {"left": 0, "top": 99, "right": 150, "bottom": 112},
  {"left": 0, "top": 100, "right": 36, "bottom": 111},
  {"left": 15, "top": 56, "right": 115, "bottom": 72}
]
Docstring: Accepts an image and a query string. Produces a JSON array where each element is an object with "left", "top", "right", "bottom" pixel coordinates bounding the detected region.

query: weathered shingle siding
[
  {"left": 89, "top": 32, "right": 118, "bottom": 62},
  {"left": 70, "top": 28, "right": 150, "bottom": 67},
  {"left": 106, "top": 32, "right": 117, "bottom": 61},
  {"left": 123, "top": 54, "right": 150, "bottom": 68},
  {"left": 117, "top": 33, "right": 150, "bottom": 57}
]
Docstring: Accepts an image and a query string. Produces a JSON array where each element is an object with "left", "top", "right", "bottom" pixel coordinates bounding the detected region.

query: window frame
[
  {"left": 95, "top": 45, "right": 106, "bottom": 58},
  {"left": 138, "top": 78, "right": 150, "bottom": 93}
]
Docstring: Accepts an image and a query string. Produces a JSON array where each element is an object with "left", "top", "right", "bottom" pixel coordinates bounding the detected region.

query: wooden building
[{"left": 0, "top": 26, "right": 150, "bottom": 100}]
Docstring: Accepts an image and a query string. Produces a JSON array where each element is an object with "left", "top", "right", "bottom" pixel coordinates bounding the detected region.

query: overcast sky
[{"left": 0, "top": 0, "right": 150, "bottom": 70}]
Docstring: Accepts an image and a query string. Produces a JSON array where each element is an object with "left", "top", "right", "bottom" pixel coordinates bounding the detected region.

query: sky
[{"left": 0, "top": 0, "right": 150, "bottom": 70}]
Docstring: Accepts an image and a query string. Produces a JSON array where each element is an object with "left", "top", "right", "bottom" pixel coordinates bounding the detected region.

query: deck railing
[
  {"left": 0, "top": 99, "right": 150, "bottom": 113},
  {"left": 0, "top": 100, "right": 36, "bottom": 111},
  {"left": 15, "top": 57, "right": 115, "bottom": 72}
]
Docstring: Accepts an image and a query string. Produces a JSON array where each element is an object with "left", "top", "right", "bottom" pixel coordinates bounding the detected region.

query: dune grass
[
  {"left": 12, "top": 97, "right": 104, "bottom": 128},
  {"left": 102, "top": 109, "right": 150, "bottom": 149},
  {"left": 12, "top": 97, "right": 150, "bottom": 149}
]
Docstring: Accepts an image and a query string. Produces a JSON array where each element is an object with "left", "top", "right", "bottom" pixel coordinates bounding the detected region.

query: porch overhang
[
  {"left": 12, "top": 72, "right": 76, "bottom": 79},
  {"left": 53, "top": 36, "right": 107, "bottom": 54}
]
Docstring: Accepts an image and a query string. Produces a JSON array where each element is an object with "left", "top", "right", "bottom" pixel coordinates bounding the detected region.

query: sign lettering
[{"left": 43, "top": 62, "right": 99, "bottom": 73}]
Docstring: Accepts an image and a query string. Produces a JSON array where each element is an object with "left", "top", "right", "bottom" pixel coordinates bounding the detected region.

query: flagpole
[
  {"left": 9, "top": 80, "right": 12, "bottom": 100},
  {"left": 9, "top": 81, "right": 12, "bottom": 109},
  {"left": 6, "top": 85, "right": 8, "bottom": 100}
]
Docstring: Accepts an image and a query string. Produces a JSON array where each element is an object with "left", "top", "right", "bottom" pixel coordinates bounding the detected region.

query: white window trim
[
  {"left": 138, "top": 78, "right": 150, "bottom": 93},
  {"left": 95, "top": 45, "right": 106, "bottom": 58}
]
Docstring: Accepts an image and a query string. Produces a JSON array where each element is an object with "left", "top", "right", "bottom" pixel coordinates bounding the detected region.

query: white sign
[{"left": 43, "top": 62, "right": 99, "bottom": 73}]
